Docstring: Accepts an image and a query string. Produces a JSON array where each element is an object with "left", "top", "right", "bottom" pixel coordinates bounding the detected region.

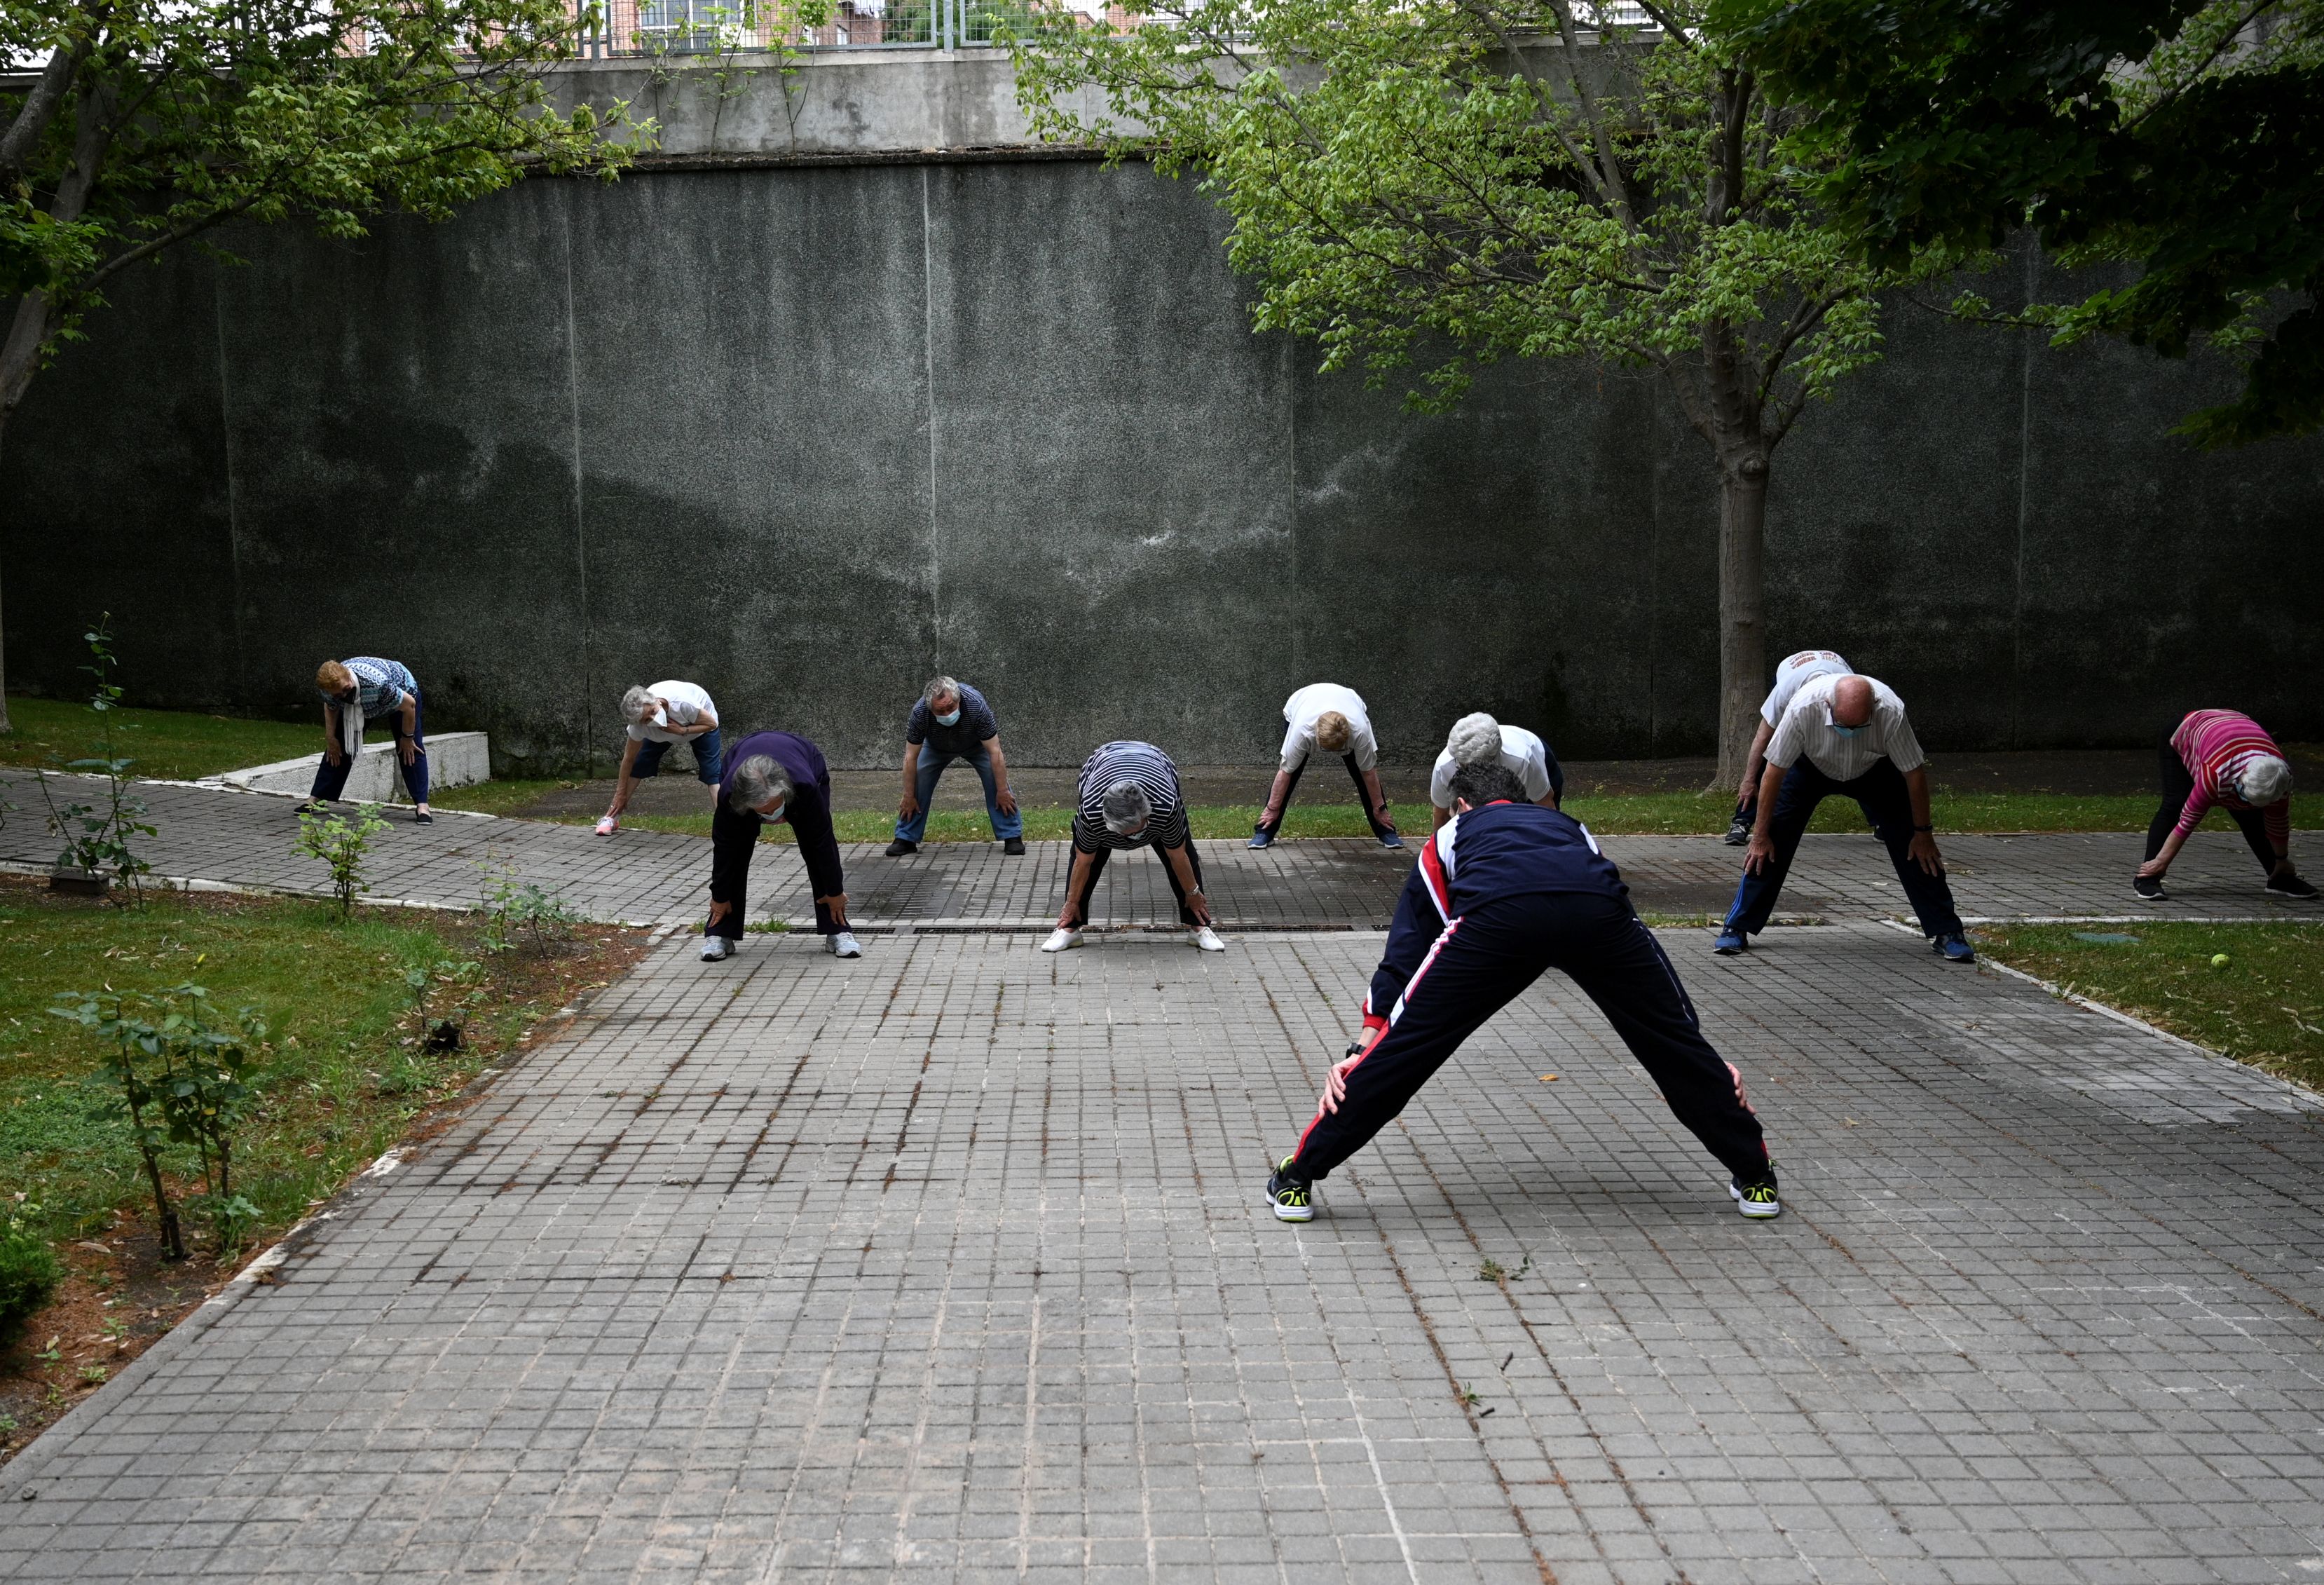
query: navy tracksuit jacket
[{"left": 1287, "top": 800, "right": 1772, "bottom": 1188}]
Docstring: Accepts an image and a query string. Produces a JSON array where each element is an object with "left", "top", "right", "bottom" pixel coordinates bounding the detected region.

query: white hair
[
  {"left": 924, "top": 675, "right": 960, "bottom": 707},
  {"left": 621, "top": 685, "right": 658, "bottom": 724},
  {"left": 1100, "top": 780, "right": 1152, "bottom": 834},
  {"left": 1447, "top": 712, "right": 1503, "bottom": 769},
  {"left": 727, "top": 754, "right": 793, "bottom": 814},
  {"left": 2237, "top": 754, "right": 2293, "bottom": 806}
]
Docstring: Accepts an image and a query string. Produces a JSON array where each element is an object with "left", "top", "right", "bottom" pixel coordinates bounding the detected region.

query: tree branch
[{"left": 0, "top": 31, "right": 95, "bottom": 191}]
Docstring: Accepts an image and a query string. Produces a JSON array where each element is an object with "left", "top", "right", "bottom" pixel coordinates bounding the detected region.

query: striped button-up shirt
[
  {"left": 2171, "top": 709, "right": 2292, "bottom": 845},
  {"left": 1073, "top": 741, "right": 1188, "bottom": 853},
  {"left": 331, "top": 657, "right": 416, "bottom": 721},
  {"left": 1765, "top": 674, "right": 1924, "bottom": 782}
]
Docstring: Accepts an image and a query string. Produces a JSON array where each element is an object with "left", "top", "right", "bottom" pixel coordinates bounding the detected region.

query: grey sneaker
[
  {"left": 700, "top": 936, "right": 731, "bottom": 962},
  {"left": 828, "top": 930, "right": 863, "bottom": 958}
]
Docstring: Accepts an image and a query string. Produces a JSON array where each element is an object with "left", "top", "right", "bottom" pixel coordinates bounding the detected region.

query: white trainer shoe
[
  {"left": 595, "top": 815, "right": 619, "bottom": 836},
  {"left": 1040, "top": 927, "right": 1084, "bottom": 953},
  {"left": 1192, "top": 926, "right": 1226, "bottom": 952},
  {"left": 700, "top": 936, "right": 731, "bottom": 962},
  {"left": 827, "top": 930, "right": 863, "bottom": 958}
]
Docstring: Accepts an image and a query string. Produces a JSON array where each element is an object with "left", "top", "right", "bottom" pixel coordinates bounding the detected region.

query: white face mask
[
  {"left": 756, "top": 800, "right": 786, "bottom": 823},
  {"left": 934, "top": 706, "right": 962, "bottom": 728}
]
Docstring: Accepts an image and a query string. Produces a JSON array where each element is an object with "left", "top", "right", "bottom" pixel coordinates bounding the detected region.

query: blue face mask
[
  {"left": 934, "top": 707, "right": 962, "bottom": 728},
  {"left": 1831, "top": 722, "right": 1863, "bottom": 739}
]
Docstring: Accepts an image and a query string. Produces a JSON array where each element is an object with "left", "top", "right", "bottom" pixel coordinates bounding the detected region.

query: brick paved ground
[
  {"left": 4, "top": 771, "right": 2315, "bottom": 929},
  {"left": 7, "top": 925, "right": 2324, "bottom": 1582}
]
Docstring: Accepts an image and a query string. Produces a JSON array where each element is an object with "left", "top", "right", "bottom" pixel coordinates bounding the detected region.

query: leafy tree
[
  {"left": 1015, "top": 0, "right": 1943, "bottom": 785},
  {"left": 1714, "top": 0, "right": 2324, "bottom": 449},
  {"left": 0, "top": 0, "right": 645, "bottom": 731}
]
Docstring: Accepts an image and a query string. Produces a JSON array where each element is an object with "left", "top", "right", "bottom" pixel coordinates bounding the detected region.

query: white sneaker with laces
[
  {"left": 828, "top": 930, "right": 863, "bottom": 958},
  {"left": 596, "top": 815, "right": 619, "bottom": 836},
  {"left": 700, "top": 936, "right": 730, "bottom": 962},
  {"left": 1192, "top": 926, "right": 1226, "bottom": 952},
  {"left": 1040, "top": 927, "right": 1084, "bottom": 953}
]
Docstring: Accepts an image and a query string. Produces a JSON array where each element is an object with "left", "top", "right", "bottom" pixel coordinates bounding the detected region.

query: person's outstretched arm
[
  {"left": 1362, "top": 863, "right": 1440, "bottom": 1042},
  {"left": 606, "top": 738, "right": 645, "bottom": 817},
  {"left": 983, "top": 734, "right": 1018, "bottom": 817},
  {"left": 792, "top": 791, "right": 850, "bottom": 927}
]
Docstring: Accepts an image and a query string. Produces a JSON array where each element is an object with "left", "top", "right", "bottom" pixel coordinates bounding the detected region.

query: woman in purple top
[{"left": 702, "top": 731, "right": 859, "bottom": 961}]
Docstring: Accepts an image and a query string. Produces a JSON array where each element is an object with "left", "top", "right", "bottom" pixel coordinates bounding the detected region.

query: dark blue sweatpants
[
  {"left": 310, "top": 693, "right": 428, "bottom": 804},
  {"left": 1724, "top": 759, "right": 1963, "bottom": 939},
  {"left": 1287, "top": 891, "right": 1771, "bottom": 1187}
]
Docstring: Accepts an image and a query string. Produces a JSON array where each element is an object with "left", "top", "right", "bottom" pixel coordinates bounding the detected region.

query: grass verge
[
  {"left": 1975, "top": 921, "right": 2324, "bottom": 1091},
  {"left": 1, "top": 695, "right": 379, "bottom": 782},
  {"left": 0, "top": 876, "right": 648, "bottom": 1460}
]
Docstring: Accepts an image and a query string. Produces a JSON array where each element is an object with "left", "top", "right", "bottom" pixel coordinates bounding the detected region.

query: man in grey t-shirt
[{"left": 887, "top": 676, "right": 1023, "bottom": 857}]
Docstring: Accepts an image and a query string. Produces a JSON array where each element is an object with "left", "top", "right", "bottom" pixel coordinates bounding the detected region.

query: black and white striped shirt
[{"left": 1073, "top": 741, "right": 1188, "bottom": 852}]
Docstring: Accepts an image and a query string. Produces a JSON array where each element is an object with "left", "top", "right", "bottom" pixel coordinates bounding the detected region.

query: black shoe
[
  {"left": 1003, "top": 837, "right": 1026, "bottom": 856},
  {"left": 412, "top": 810, "right": 434, "bottom": 826},
  {"left": 1266, "top": 1156, "right": 1314, "bottom": 1223},
  {"left": 1722, "top": 809, "right": 1752, "bottom": 846},
  {"left": 884, "top": 839, "right": 917, "bottom": 857},
  {"left": 2132, "top": 874, "right": 2166, "bottom": 901},
  {"left": 2267, "top": 872, "right": 2320, "bottom": 899}
]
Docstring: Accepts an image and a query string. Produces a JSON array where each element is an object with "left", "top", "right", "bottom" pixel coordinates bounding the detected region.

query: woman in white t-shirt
[
  {"left": 1428, "top": 713, "right": 1562, "bottom": 831},
  {"left": 1724, "top": 650, "right": 1850, "bottom": 845},
  {"left": 1250, "top": 683, "right": 1403, "bottom": 850},
  {"left": 597, "top": 681, "right": 723, "bottom": 835}
]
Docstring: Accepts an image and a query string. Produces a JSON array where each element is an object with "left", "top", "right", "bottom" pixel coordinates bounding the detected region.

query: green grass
[
  {"left": 1976, "top": 921, "right": 2324, "bottom": 1091},
  {"left": 1, "top": 695, "right": 369, "bottom": 782},
  {"left": 0, "top": 883, "right": 620, "bottom": 1258}
]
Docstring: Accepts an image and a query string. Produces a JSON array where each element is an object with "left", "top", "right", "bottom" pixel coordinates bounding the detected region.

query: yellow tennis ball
[{"left": 2211, "top": 953, "right": 2231, "bottom": 969}]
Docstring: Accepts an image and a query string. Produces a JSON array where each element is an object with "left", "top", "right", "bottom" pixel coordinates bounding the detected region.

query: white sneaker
[
  {"left": 827, "top": 930, "right": 863, "bottom": 958},
  {"left": 1192, "top": 926, "right": 1226, "bottom": 952},
  {"left": 596, "top": 815, "right": 619, "bottom": 836},
  {"left": 1040, "top": 927, "right": 1084, "bottom": 953},
  {"left": 700, "top": 936, "right": 730, "bottom": 962}
]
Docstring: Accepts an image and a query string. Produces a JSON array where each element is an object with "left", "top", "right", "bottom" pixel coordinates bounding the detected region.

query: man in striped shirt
[
  {"left": 304, "top": 656, "right": 432, "bottom": 823},
  {"left": 2137, "top": 710, "right": 2312, "bottom": 899},
  {"left": 1718, "top": 672, "right": 1974, "bottom": 961},
  {"left": 1044, "top": 741, "right": 1225, "bottom": 952}
]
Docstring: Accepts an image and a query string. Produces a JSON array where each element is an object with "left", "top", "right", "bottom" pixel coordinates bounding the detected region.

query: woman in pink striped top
[{"left": 2135, "top": 709, "right": 2313, "bottom": 900}]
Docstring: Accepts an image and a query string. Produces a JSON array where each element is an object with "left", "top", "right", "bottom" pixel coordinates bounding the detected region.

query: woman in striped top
[
  {"left": 305, "top": 656, "right": 432, "bottom": 824},
  {"left": 1044, "top": 741, "right": 1224, "bottom": 952},
  {"left": 2136, "top": 709, "right": 2312, "bottom": 899}
]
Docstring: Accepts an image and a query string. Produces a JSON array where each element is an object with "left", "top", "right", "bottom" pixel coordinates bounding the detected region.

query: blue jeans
[
  {"left": 896, "top": 747, "right": 1021, "bottom": 841},
  {"left": 312, "top": 693, "right": 428, "bottom": 803},
  {"left": 633, "top": 728, "right": 723, "bottom": 785},
  {"left": 1724, "top": 758, "right": 1964, "bottom": 940}
]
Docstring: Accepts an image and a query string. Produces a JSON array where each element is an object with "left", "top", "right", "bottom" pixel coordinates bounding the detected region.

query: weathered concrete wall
[{"left": 4, "top": 61, "right": 2320, "bottom": 773}]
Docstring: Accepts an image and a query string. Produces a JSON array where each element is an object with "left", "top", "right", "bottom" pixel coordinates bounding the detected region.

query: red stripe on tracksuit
[{"left": 1297, "top": 915, "right": 1463, "bottom": 1164}]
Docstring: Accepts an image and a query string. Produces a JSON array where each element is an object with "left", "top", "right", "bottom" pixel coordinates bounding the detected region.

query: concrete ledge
[{"left": 214, "top": 732, "right": 491, "bottom": 801}]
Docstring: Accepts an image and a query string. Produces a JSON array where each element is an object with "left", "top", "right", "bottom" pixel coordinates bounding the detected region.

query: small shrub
[
  {"left": 0, "top": 1202, "right": 63, "bottom": 1338},
  {"left": 37, "top": 615, "right": 156, "bottom": 901},
  {"left": 479, "top": 862, "right": 580, "bottom": 954},
  {"left": 296, "top": 804, "right": 389, "bottom": 920}
]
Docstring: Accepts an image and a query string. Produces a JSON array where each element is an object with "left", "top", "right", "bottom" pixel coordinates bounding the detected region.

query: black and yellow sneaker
[
  {"left": 1729, "top": 1176, "right": 1782, "bottom": 1220},
  {"left": 1267, "top": 1157, "right": 1314, "bottom": 1223}
]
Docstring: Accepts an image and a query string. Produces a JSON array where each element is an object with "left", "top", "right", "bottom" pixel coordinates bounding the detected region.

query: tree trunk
[{"left": 1713, "top": 447, "right": 1770, "bottom": 794}]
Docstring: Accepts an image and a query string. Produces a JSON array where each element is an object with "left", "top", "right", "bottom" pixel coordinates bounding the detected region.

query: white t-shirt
[
  {"left": 1766, "top": 673, "right": 1924, "bottom": 782},
  {"left": 1279, "top": 682, "right": 1379, "bottom": 773},
  {"left": 1430, "top": 724, "right": 1552, "bottom": 810},
  {"left": 1761, "top": 650, "right": 1852, "bottom": 726},
  {"left": 625, "top": 680, "right": 718, "bottom": 744}
]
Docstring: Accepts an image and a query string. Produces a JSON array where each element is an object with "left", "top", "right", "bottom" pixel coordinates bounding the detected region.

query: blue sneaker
[
  {"left": 1378, "top": 831, "right": 1404, "bottom": 850},
  {"left": 1249, "top": 826, "right": 1274, "bottom": 850},
  {"left": 1934, "top": 932, "right": 1976, "bottom": 963},
  {"left": 1713, "top": 928, "right": 1749, "bottom": 955}
]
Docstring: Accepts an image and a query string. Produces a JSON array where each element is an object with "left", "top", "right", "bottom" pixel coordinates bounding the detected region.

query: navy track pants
[
  {"left": 1287, "top": 891, "right": 1772, "bottom": 1187},
  {"left": 1724, "top": 758, "right": 1963, "bottom": 940}
]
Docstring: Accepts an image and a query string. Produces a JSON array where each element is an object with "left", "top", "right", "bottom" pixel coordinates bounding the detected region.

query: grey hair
[
  {"left": 727, "top": 754, "right": 793, "bottom": 814},
  {"left": 2237, "top": 754, "right": 2294, "bottom": 806},
  {"left": 923, "top": 674, "right": 961, "bottom": 707},
  {"left": 1447, "top": 712, "right": 1503, "bottom": 769},
  {"left": 1100, "top": 780, "right": 1152, "bottom": 834},
  {"left": 622, "top": 685, "right": 658, "bottom": 723}
]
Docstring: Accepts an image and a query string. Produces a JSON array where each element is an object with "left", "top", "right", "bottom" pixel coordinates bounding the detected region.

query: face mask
[
  {"left": 758, "top": 801, "right": 786, "bottom": 823},
  {"left": 1831, "top": 723, "right": 1862, "bottom": 739},
  {"left": 934, "top": 708, "right": 962, "bottom": 728}
]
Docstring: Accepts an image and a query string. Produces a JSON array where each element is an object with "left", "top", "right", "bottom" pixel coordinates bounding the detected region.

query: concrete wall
[{"left": 4, "top": 60, "right": 2320, "bottom": 772}]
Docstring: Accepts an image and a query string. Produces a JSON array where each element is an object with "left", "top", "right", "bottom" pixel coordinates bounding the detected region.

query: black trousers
[
  {"left": 1288, "top": 892, "right": 1771, "bottom": 1188},
  {"left": 1257, "top": 747, "right": 1395, "bottom": 840},
  {"left": 2145, "top": 735, "right": 2279, "bottom": 874},
  {"left": 1060, "top": 839, "right": 1206, "bottom": 929},
  {"left": 1723, "top": 758, "right": 1964, "bottom": 940}
]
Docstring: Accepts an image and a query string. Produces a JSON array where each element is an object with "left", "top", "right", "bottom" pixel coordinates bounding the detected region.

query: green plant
[
  {"left": 0, "top": 1198, "right": 63, "bottom": 1338},
  {"left": 35, "top": 615, "right": 156, "bottom": 900},
  {"left": 1477, "top": 1257, "right": 1507, "bottom": 1282},
  {"left": 204, "top": 1195, "right": 262, "bottom": 1261},
  {"left": 296, "top": 804, "right": 390, "bottom": 920},
  {"left": 49, "top": 984, "right": 266, "bottom": 1260},
  {"left": 479, "top": 862, "right": 580, "bottom": 954}
]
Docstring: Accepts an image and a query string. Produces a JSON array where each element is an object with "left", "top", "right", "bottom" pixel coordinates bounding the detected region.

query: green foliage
[
  {"left": 33, "top": 615, "right": 155, "bottom": 899},
  {"left": 1713, "top": 0, "right": 2324, "bottom": 447},
  {"left": 478, "top": 862, "right": 580, "bottom": 954},
  {"left": 1, "top": 0, "right": 648, "bottom": 424},
  {"left": 0, "top": 695, "right": 341, "bottom": 781},
  {"left": 0, "top": 1198, "right": 64, "bottom": 1337},
  {"left": 295, "top": 804, "right": 390, "bottom": 921},
  {"left": 48, "top": 983, "right": 266, "bottom": 1260}
]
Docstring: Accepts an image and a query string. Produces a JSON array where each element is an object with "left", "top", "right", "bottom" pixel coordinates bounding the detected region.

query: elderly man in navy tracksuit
[
  {"left": 1266, "top": 761, "right": 1780, "bottom": 1222},
  {"left": 702, "top": 730, "right": 860, "bottom": 962}
]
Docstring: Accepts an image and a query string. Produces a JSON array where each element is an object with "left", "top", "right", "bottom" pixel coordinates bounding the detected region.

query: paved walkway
[
  {"left": 6, "top": 924, "right": 2324, "bottom": 1582},
  {"left": 3, "top": 772, "right": 2315, "bottom": 929}
]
